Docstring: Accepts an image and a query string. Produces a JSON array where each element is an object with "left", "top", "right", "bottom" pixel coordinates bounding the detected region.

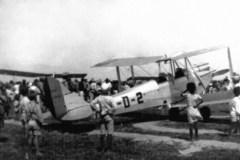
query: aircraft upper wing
[
  {"left": 171, "top": 45, "right": 228, "bottom": 61},
  {"left": 0, "top": 69, "right": 87, "bottom": 78},
  {"left": 53, "top": 73, "right": 87, "bottom": 78},
  {"left": 92, "top": 56, "right": 170, "bottom": 67}
]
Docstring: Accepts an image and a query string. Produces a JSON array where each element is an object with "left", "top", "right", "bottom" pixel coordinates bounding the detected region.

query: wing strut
[
  {"left": 228, "top": 47, "right": 233, "bottom": 79},
  {"left": 130, "top": 65, "right": 135, "bottom": 81},
  {"left": 116, "top": 66, "right": 122, "bottom": 92},
  {"left": 187, "top": 58, "right": 206, "bottom": 90}
]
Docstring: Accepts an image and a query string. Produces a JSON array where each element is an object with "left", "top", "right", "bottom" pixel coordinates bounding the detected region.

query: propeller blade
[{"left": 213, "top": 69, "right": 230, "bottom": 77}]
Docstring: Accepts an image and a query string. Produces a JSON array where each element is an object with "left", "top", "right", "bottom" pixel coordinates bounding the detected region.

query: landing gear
[
  {"left": 200, "top": 106, "right": 211, "bottom": 122},
  {"left": 168, "top": 108, "right": 180, "bottom": 121}
]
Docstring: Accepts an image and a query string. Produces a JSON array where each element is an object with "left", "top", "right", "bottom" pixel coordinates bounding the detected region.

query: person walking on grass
[
  {"left": 25, "top": 90, "right": 43, "bottom": 159},
  {"left": 90, "top": 82, "right": 117, "bottom": 152},
  {"left": 228, "top": 87, "right": 240, "bottom": 137},
  {"left": 181, "top": 82, "right": 204, "bottom": 141}
]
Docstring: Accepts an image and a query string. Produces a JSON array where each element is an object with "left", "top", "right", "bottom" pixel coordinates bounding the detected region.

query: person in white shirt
[
  {"left": 228, "top": 86, "right": 240, "bottom": 136},
  {"left": 222, "top": 78, "right": 233, "bottom": 91}
]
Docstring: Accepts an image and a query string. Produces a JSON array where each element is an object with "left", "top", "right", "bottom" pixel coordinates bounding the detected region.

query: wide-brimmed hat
[{"left": 28, "top": 90, "right": 38, "bottom": 99}]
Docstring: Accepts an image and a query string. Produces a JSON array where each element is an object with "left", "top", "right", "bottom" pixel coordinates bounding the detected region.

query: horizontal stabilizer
[
  {"left": 64, "top": 92, "right": 90, "bottom": 111},
  {"left": 62, "top": 105, "right": 93, "bottom": 121}
]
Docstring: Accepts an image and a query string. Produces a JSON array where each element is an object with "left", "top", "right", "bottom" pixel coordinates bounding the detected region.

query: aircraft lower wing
[{"left": 172, "top": 90, "right": 234, "bottom": 108}]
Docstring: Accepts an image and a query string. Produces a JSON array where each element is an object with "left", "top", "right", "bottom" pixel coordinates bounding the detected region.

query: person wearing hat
[
  {"left": 90, "top": 83, "right": 117, "bottom": 152},
  {"left": 25, "top": 90, "right": 44, "bottom": 158}
]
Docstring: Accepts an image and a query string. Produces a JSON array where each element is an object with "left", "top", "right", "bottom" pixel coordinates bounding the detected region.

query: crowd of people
[
  {"left": 206, "top": 76, "right": 235, "bottom": 93},
  {"left": 0, "top": 78, "right": 44, "bottom": 159},
  {"left": 0, "top": 75, "right": 123, "bottom": 158},
  {"left": 1, "top": 74, "right": 240, "bottom": 158}
]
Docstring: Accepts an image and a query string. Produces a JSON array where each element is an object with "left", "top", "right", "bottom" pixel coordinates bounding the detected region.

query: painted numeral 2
[{"left": 122, "top": 92, "right": 143, "bottom": 108}]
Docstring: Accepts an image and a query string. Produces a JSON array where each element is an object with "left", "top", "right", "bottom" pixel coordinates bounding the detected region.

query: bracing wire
[
  {"left": 119, "top": 67, "right": 127, "bottom": 80},
  {"left": 137, "top": 65, "right": 153, "bottom": 77},
  {"left": 122, "top": 66, "right": 142, "bottom": 77}
]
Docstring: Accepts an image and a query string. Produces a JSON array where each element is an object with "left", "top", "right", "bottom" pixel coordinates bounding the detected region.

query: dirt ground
[
  {"left": 5, "top": 117, "right": 240, "bottom": 157},
  {"left": 88, "top": 119, "right": 240, "bottom": 156}
]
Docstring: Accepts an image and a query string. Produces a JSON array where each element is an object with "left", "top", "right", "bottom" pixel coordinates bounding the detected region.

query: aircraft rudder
[{"left": 44, "top": 77, "right": 67, "bottom": 120}]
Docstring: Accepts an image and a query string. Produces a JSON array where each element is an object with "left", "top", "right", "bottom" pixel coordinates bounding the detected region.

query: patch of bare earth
[{"left": 89, "top": 121, "right": 240, "bottom": 156}]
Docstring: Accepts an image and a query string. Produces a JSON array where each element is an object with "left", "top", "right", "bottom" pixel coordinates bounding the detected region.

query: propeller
[{"left": 213, "top": 69, "right": 230, "bottom": 77}]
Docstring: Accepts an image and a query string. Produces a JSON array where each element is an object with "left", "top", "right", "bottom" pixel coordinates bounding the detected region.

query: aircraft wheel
[
  {"left": 200, "top": 106, "right": 211, "bottom": 122},
  {"left": 168, "top": 108, "right": 179, "bottom": 121}
]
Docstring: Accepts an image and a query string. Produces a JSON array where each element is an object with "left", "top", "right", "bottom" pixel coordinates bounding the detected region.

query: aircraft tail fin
[{"left": 44, "top": 77, "right": 67, "bottom": 121}]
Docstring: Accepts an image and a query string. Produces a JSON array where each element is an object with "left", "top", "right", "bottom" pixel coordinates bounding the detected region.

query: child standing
[
  {"left": 181, "top": 82, "right": 204, "bottom": 141},
  {"left": 26, "top": 90, "right": 43, "bottom": 158},
  {"left": 228, "top": 86, "right": 240, "bottom": 136}
]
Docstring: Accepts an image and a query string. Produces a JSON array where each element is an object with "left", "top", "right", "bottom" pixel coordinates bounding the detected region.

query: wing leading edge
[
  {"left": 92, "top": 56, "right": 170, "bottom": 67},
  {"left": 171, "top": 45, "right": 228, "bottom": 61},
  {"left": 0, "top": 69, "right": 87, "bottom": 78}
]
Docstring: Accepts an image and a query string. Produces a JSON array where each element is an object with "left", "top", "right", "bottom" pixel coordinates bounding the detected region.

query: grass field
[
  {"left": 1, "top": 104, "right": 240, "bottom": 160},
  {"left": 1, "top": 123, "right": 240, "bottom": 160}
]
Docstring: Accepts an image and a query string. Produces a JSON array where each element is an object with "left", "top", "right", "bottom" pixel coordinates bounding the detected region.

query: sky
[{"left": 0, "top": 0, "right": 240, "bottom": 81}]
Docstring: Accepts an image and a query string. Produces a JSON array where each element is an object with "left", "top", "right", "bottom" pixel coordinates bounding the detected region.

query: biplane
[
  {"left": 0, "top": 46, "right": 233, "bottom": 122},
  {"left": 90, "top": 45, "right": 233, "bottom": 121},
  {"left": 42, "top": 45, "right": 233, "bottom": 122}
]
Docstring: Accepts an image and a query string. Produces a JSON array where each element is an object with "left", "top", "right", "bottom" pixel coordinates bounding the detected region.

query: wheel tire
[
  {"left": 200, "top": 106, "right": 211, "bottom": 122},
  {"left": 168, "top": 108, "right": 180, "bottom": 121}
]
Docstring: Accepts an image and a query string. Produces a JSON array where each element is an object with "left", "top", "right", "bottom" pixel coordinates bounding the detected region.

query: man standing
[{"left": 90, "top": 83, "right": 117, "bottom": 152}]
